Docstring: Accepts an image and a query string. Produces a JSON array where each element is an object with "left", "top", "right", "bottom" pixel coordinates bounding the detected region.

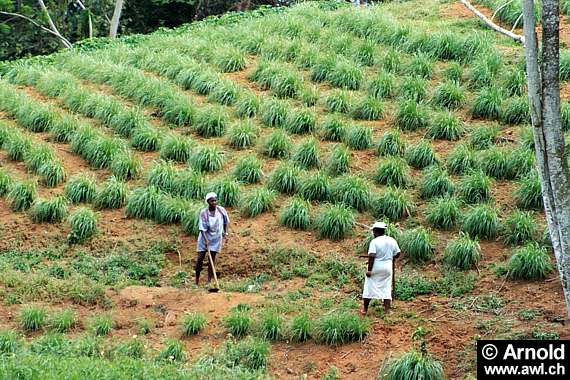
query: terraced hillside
[{"left": 0, "top": 1, "right": 569, "bottom": 378}]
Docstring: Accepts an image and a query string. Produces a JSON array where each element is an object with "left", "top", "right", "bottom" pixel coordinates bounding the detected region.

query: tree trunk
[
  {"left": 523, "top": 0, "right": 570, "bottom": 318},
  {"left": 36, "top": 0, "right": 72, "bottom": 47},
  {"left": 109, "top": 0, "right": 124, "bottom": 38}
]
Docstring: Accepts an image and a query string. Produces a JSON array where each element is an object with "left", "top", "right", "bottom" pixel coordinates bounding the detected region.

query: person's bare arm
[{"left": 366, "top": 254, "right": 374, "bottom": 277}]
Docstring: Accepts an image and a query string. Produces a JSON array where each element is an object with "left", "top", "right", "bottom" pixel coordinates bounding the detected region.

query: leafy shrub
[
  {"left": 320, "top": 116, "right": 347, "bottom": 142},
  {"left": 64, "top": 174, "right": 96, "bottom": 203},
  {"left": 190, "top": 145, "right": 225, "bottom": 173},
  {"left": 225, "top": 311, "right": 252, "bottom": 337},
  {"left": 325, "top": 90, "right": 352, "bottom": 113},
  {"left": 332, "top": 175, "right": 371, "bottom": 211},
  {"left": 350, "top": 97, "right": 383, "bottom": 120},
  {"left": 327, "top": 144, "right": 351, "bottom": 176},
  {"left": 285, "top": 109, "right": 317, "bottom": 134},
  {"left": 458, "top": 170, "right": 492, "bottom": 204},
  {"left": 125, "top": 186, "right": 162, "bottom": 219},
  {"left": 260, "top": 312, "right": 283, "bottom": 341},
  {"left": 384, "top": 349, "right": 444, "bottom": 380},
  {"left": 290, "top": 314, "right": 312, "bottom": 342},
  {"left": 372, "top": 187, "right": 415, "bottom": 221},
  {"left": 8, "top": 180, "right": 37, "bottom": 211},
  {"left": 315, "top": 312, "right": 368, "bottom": 345},
  {"left": 68, "top": 207, "right": 97, "bottom": 243},
  {"left": 110, "top": 152, "right": 142, "bottom": 181},
  {"left": 293, "top": 137, "right": 320, "bottom": 169},
  {"left": 29, "top": 196, "right": 68, "bottom": 223},
  {"left": 261, "top": 130, "right": 292, "bottom": 159},
  {"left": 344, "top": 124, "right": 373, "bottom": 150},
  {"left": 446, "top": 143, "right": 478, "bottom": 174},
  {"left": 471, "top": 87, "right": 503, "bottom": 120},
  {"left": 377, "top": 130, "right": 406, "bottom": 157},
  {"left": 48, "top": 309, "right": 76, "bottom": 333},
  {"left": 502, "top": 210, "right": 537, "bottom": 246},
  {"left": 316, "top": 204, "right": 355, "bottom": 240},
  {"left": 462, "top": 204, "right": 499, "bottom": 239},
  {"left": 19, "top": 305, "right": 47, "bottom": 331},
  {"left": 420, "top": 165, "right": 454, "bottom": 199},
  {"left": 508, "top": 243, "right": 553, "bottom": 280},
  {"left": 94, "top": 176, "right": 128, "bottom": 209},
  {"left": 395, "top": 100, "right": 429, "bottom": 131},
  {"left": 227, "top": 121, "right": 258, "bottom": 149},
  {"left": 406, "top": 140, "right": 437, "bottom": 169},
  {"left": 375, "top": 157, "right": 411, "bottom": 188},
  {"left": 268, "top": 163, "right": 301, "bottom": 194},
  {"left": 160, "top": 134, "right": 193, "bottom": 162},
  {"left": 432, "top": 80, "right": 465, "bottom": 110},
  {"left": 279, "top": 197, "right": 311, "bottom": 230},
  {"left": 368, "top": 72, "right": 396, "bottom": 99},
  {"left": 400, "top": 227, "right": 435, "bottom": 263},
  {"left": 427, "top": 112, "right": 463, "bottom": 140},
  {"left": 400, "top": 76, "right": 427, "bottom": 102},
  {"left": 425, "top": 196, "right": 461, "bottom": 230},
  {"left": 181, "top": 313, "right": 207, "bottom": 336},
  {"left": 195, "top": 108, "right": 228, "bottom": 137},
  {"left": 240, "top": 187, "right": 277, "bottom": 217},
  {"left": 235, "top": 93, "right": 261, "bottom": 118},
  {"left": 299, "top": 171, "right": 331, "bottom": 202},
  {"left": 444, "top": 233, "right": 482, "bottom": 270},
  {"left": 515, "top": 170, "right": 543, "bottom": 210},
  {"left": 261, "top": 99, "right": 288, "bottom": 127},
  {"left": 230, "top": 154, "right": 263, "bottom": 187}
]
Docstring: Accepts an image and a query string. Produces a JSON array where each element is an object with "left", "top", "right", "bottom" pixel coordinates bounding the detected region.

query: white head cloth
[{"left": 205, "top": 192, "right": 217, "bottom": 203}]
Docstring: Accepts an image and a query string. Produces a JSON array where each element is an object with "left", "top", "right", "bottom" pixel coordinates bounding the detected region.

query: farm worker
[
  {"left": 195, "top": 192, "right": 229, "bottom": 286},
  {"left": 361, "top": 221, "right": 401, "bottom": 315}
]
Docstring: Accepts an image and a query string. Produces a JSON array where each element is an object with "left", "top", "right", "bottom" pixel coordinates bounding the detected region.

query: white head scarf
[{"left": 205, "top": 192, "right": 217, "bottom": 203}]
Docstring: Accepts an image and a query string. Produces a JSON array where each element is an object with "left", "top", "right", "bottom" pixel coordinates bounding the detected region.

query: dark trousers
[{"left": 195, "top": 251, "right": 217, "bottom": 282}]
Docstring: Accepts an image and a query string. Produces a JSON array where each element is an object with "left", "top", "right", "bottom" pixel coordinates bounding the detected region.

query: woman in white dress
[{"left": 361, "top": 221, "right": 401, "bottom": 315}]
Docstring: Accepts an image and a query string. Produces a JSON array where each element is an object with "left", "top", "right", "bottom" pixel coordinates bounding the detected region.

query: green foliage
[
  {"left": 508, "top": 147, "right": 535, "bottom": 179},
  {"left": 406, "top": 140, "right": 437, "bottom": 169},
  {"left": 268, "top": 163, "right": 301, "bottom": 194},
  {"left": 432, "top": 80, "right": 464, "bottom": 110},
  {"left": 385, "top": 349, "right": 444, "bottom": 380},
  {"left": 395, "top": 100, "right": 429, "bottom": 131},
  {"left": 0, "top": 330, "right": 20, "bottom": 354},
  {"left": 84, "top": 137, "right": 126, "bottom": 169},
  {"left": 155, "top": 196, "right": 189, "bottom": 224},
  {"left": 400, "top": 227, "right": 435, "bottom": 263},
  {"left": 190, "top": 145, "right": 225, "bottom": 173},
  {"left": 381, "top": 49, "right": 401, "bottom": 73},
  {"left": 471, "top": 87, "right": 503, "bottom": 120},
  {"left": 207, "top": 178, "right": 241, "bottom": 207},
  {"left": 458, "top": 170, "right": 492, "bottom": 204},
  {"left": 300, "top": 86, "right": 320, "bottom": 106},
  {"left": 195, "top": 108, "right": 228, "bottom": 137},
  {"left": 209, "top": 80, "right": 239, "bottom": 106},
  {"left": 89, "top": 314, "right": 114, "bottom": 336},
  {"left": 8, "top": 180, "right": 37, "bottom": 212},
  {"left": 131, "top": 125, "right": 162, "bottom": 152},
  {"left": 444, "top": 233, "right": 482, "bottom": 270},
  {"left": 158, "top": 339, "right": 185, "bottom": 362},
  {"left": 24, "top": 144, "right": 56, "bottom": 172},
  {"left": 332, "top": 175, "right": 371, "bottom": 211},
  {"left": 64, "top": 174, "right": 97, "bottom": 204},
  {"left": 261, "top": 99, "right": 289, "bottom": 127},
  {"left": 469, "top": 54, "right": 501, "bottom": 88},
  {"left": 233, "top": 155, "right": 263, "bottom": 184},
  {"left": 147, "top": 160, "right": 177, "bottom": 193},
  {"left": 479, "top": 147, "right": 512, "bottom": 180},
  {"left": 373, "top": 187, "right": 415, "bottom": 221},
  {"left": 315, "top": 312, "right": 368, "bottom": 345},
  {"left": 327, "top": 144, "right": 351, "bottom": 176},
  {"left": 502, "top": 211, "right": 537, "bottom": 246},
  {"left": 181, "top": 313, "right": 207, "bottom": 336},
  {"left": 462, "top": 204, "right": 499, "bottom": 239},
  {"left": 160, "top": 134, "right": 193, "bottom": 163},
  {"left": 110, "top": 153, "right": 142, "bottom": 181},
  {"left": 68, "top": 207, "right": 97, "bottom": 244},
  {"left": 377, "top": 130, "right": 406, "bottom": 157},
  {"left": 344, "top": 124, "right": 373, "bottom": 150},
  {"left": 175, "top": 169, "right": 205, "bottom": 201},
  {"left": 299, "top": 171, "right": 331, "bottom": 202},
  {"left": 328, "top": 60, "right": 364, "bottom": 90},
  {"left": 400, "top": 76, "right": 427, "bottom": 102},
  {"left": 502, "top": 97, "right": 530, "bottom": 125},
  {"left": 316, "top": 204, "right": 355, "bottom": 240},
  {"left": 279, "top": 197, "right": 311, "bottom": 231},
  {"left": 94, "top": 176, "right": 128, "bottom": 209},
  {"left": 227, "top": 121, "right": 258, "bottom": 149},
  {"left": 240, "top": 187, "right": 277, "bottom": 217},
  {"left": 181, "top": 202, "right": 204, "bottom": 236},
  {"left": 125, "top": 186, "right": 162, "bottom": 220},
  {"left": 350, "top": 97, "right": 384, "bottom": 120},
  {"left": 290, "top": 314, "right": 312, "bottom": 342},
  {"left": 48, "top": 309, "right": 76, "bottom": 333},
  {"left": 285, "top": 109, "right": 317, "bottom": 135},
  {"left": 368, "top": 72, "right": 396, "bottom": 99},
  {"left": 215, "top": 47, "right": 247, "bottom": 72},
  {"left": 320, "top": 116, "right": 347, "bottom": 142},
  {"left": 508, "top": 243, "right": 553, "bottom": 280},
  {"left": 293, "top": 137, "right": 320, "bottom": 169},
  {"left": 0, "top": 168, "right": 12, "bottom": 196},
  {"left": 4, "top": 132, "right": 32, "bottom": 161},
  {"left": 236, "top": 93, "right": 261, "bottom": 118},
  {"left": 222, "top": 336, "right": 270, "bottom": 371},
  {"left": 19, "top": 305, "right": 47, "bottom": 331},
  {"left": 407, "top": 53, "right": 434, "bottom": 78},
  {"left": 225, "top": 311, "right": 252, "bottom": 337},
  {"left": 420, "top": 165, "right": 454, "bottom": 199},
  {"left": 375, "top": 157, "right": 411, "bottom": 188},
  {"left": 515, "top": 170, "right": 543, "bottom": 210},
  {"left": 261, "top": 129, "right": 292, "bottom": 159},
  {"left": 29, "top": 196, "right": 68, "bottom": 223},
  {"left": 325, "top": 90, "right": 352, "bottom": 114},
  {"left": 446, "top": 143, "right": 478, "bottom": 174},
  {"left": 427, "top": 112, "right": 463, "bottom": 140},
  {"left": 425, "top": 196, "right": 461, "bottom": 230},
  {"left": 260, "top": 312, "right": 283, "bottom": 341}
]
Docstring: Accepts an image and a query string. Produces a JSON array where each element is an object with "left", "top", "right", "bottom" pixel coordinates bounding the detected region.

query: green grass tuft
[
  {"left": 208, "top": 80, "right": 239, "bottom": 106},
  {"left": 407, "top": 53, "right": 434, "bottom": 78},
  {"left": 502, "top": 97, "right": 530, "bottom": 125},
  {"left": 293, "top": 137, "right": 320, "bottom": 169},
  {"left": 29, "top": 196, "right": 68, "bottom": 223},
  {"left": 462, "top": 204, "right": 499, "bottom": 240},
  {"left": 181, "top": 313, "right": 207, "bottom": 336},
  {"left": 479, "top": 147, "right": 512, "bottom": 180},
  {"left": 88, "top": 314, "right": 114, "bottom": 336},
  {"left": 406, "top": 140, "right": 437, "bottom": 169},
  {"left": 125, "top": 186, "right": 162, "bottom": 220},
  {"left": 94, "top": 176, "right": 128, "bottom": 209},
  {"left": 508, "top": 243, "right": 553, "bottom": 280},
  {"left": 458, "top": 170, "right": 492, "bottom": 204},
  {"left": 233, "top": 155, "right": 263, "bottom": 184},
  {"left": 68, "top": 207, "right": 97, "bottom": 244},
  {"left": 376, "top": 130, "right": 406, "bottom": 157},
  {"left": 48, "top": 308, "right": 76, "bottom": 333},
  {"left": 279, "top": 197, "right": 311, "bottom": 230},
  {"left": 64, "top": 174, "right": 97, "bottom": 203},
  {"left": 8, "top": 180, "right": 37, "bottom": 212},
  {"left": 372, "top": 187, "right": 415, "bottom": 221},
  {"left": 261, "top": 129, "right": 292, "bottom": 159},
  {"left": 420, "top": 165, "right": 454, "bottom": 199},
  {"left": 316, "top": 204, "right": 355, "bottom": 240},
  {"left": 240, "top": 187, "right": 277, "bottom": 217},
  {"left": 446, "top": 143, "right": 478, "bottom": 174},
  {"left": 427, "top": 112, "right": 463, "bottom": 140},
  {"left": 400, "top": 227, "right": 435, "bottom": 263},
  {"left": 431, "top": 80, "right": 465, "bottom": 110},
  {"left": 268, "top": 163, "right": 301, "bottom": 194},
  {"left": 290, "top": 314, "right": 312, "bottom": 342},
  {"left": 19, "top": 305, "right": 47, "bottom": 332},
  {"left": 299, "top": 171, "right": 331, "bottom": 202},
  {"left": 374, "top": 157, "right": 411, "bottom": 188},
  {"left": 320, "top": 116, "right": 347, "bottom": 142},
  {"left": 147, "top": 160, "right": 177, "bottom": 193},
  {"left": 158, "top": 339, "right": 185, "bottom": 362},
  {"left": 327, "top": 144, "right": 351, "bottom": 176},
  {"left": 215, "top": 47, "right": 247, "bottom": 72},
  {"left": 332, "top": 175, "right": 371, "bottom": 211},
  {"left": 425, "top": 196, "right": 461, "bottom": 230},
  {"left": 471, "top": 87, "right": 503, "bottom": 120},
  {"left": 160, "top": 134, "right": 193, "bottom": 162},
  {"left": 131, "top": 125, "right": 162, "bottom": 152},
  {"left": 400, "top": 76, "right": 427, "bottom": 102},
  {"left": 315, "top": 312, "right": 368, "bottom": 345},
  {"left": 325, "top": 90, "right": 352, "bottom": 114},
  {"left": 444, "top": 232, "right": 481, "bottom": 270},
  {"left": 368, "top": 71, "right": 396, "bottom": 99},
  {"left": 195, "top": 108, "right": 228, "bottom": 137},
  {"left": 328, "top": 60, "right": 364, "bottom": 90},
  {"left": 38, "top": 161, "right": 67, "bottom": 187},
  {"left": 235, "top": 93, "right": 261, "bottom": 118},
  {"left": 502, "top": 210, "right": 537, "bottom": 246},
  {"left": 227, "top": 121, "right": 258, "bottom": 149},
  {"left": 350, "top": 97, "right": 384, "bottom": 120},
  {"left": 261, "top": 311, "right": 283, "bottom": 341},
  {"left": 0, "top": 168, "right": 13, "bottom": 196},
  {"left": 110, "top": 152, "right": 142, "bottom": 181},
  {"left": 261, "top": 99, "right": 289, "bottom": 128},
  {"left": 385, "top": 349, "right": 444, "bottom": 380},
  {"left": 443, "top": 61, "right": 463, "bottom": 82},
  {"left": 515, "top": 170, "right": 543, "bottom": 210},
  {"left": 225, "top": 311, "right": 252, "bottom": 337},
  {"left": 344, "top": 124, "right": 372, "bottom": 150},
  {"left": 395, "top": 100, "right": 429, "bottom": 131},
  {"left": 190, "top": 145, "right": 225, "bottom": 173},
  {"left": 285, "top": 109, "right": 317, "bottom": 134}
]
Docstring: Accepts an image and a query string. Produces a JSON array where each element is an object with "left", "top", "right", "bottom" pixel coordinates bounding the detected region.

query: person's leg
[
  {"left": 195, "top": 251, "right": 206, "bottom": 285},
  {"left": 383, "top": 299, "right": 391, "bottom": 313},
  {"left": 206, "top": 251, "right": 218, "bottom": 283},
  {"left": 362, "top": 298, "right": 371, "bottom": 314}
]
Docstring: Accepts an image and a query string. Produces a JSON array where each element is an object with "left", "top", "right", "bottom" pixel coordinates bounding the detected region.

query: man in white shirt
[{"left": 361, "top": 221, "right": 401, "bottom": 315}]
